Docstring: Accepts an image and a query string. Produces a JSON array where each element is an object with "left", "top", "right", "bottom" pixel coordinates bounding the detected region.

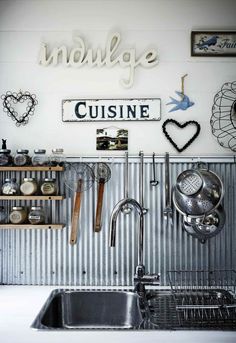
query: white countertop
[{"left": 1, "top": 286, "right": 236, "bottom": 343}]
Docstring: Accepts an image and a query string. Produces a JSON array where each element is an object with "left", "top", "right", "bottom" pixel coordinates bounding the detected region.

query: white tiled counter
[{"left": 0, "top": 286, "right": 236, "bottom": 343}]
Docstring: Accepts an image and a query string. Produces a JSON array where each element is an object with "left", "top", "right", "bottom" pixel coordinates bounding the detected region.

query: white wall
[{"left": 0, "top": 0, "right": 236, "bottom": 156}]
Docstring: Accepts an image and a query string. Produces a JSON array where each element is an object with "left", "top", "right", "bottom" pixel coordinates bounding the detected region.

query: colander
[
  {"left": 182, "top": 220, "right": 207, "bottom": 243},
  {"left": 183, "top": 204, "right": 225, "bottom": 240},
  {"left": 173, "top": 167, "right": 224, "bottom": 218},
  {"left": 193, "top": 205, "right": 226, "bottom": 238}
]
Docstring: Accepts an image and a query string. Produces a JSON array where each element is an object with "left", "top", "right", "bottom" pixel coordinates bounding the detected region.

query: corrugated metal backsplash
[{"left": 0, "top": 155, "right": 235, "bottom": 286}]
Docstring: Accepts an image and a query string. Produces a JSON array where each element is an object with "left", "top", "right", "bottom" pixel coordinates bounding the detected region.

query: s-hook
[{"left": 150, "top": 152, "right": 159, "bottom": 186}]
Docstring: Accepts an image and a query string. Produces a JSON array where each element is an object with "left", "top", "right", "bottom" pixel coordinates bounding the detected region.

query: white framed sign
[{"left": 62, "top": 98, "right": 161, "bottom": 122}]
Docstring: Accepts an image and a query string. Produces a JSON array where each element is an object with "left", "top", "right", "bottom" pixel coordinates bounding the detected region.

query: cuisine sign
[{"left": 62, "top": 98, "right": 161, "bottom": 122}]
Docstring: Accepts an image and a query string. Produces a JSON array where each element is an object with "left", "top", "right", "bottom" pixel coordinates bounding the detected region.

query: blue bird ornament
[{"left": 167, "top": 91, "right": 194, "bottom": 112}]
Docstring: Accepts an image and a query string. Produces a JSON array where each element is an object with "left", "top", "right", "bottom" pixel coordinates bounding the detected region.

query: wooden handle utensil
[
  {"left": 70, "top": 179, "right": 83, "bottom": 244},
  {"left": 94, "top": 179, "right": 105, "bottom": 232}
]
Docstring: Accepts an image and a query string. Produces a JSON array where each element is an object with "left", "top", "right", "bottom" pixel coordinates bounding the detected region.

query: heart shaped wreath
[
  {"left": 1, "top": 91, "right": 38, "bottom": 126},
  {"left": 162, "top": 119, "right": 201, "bottom": 152}
]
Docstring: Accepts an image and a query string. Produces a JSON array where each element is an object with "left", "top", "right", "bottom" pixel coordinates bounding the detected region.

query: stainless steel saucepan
[{"left": 183, "top": 204, "right": 225, "bottom": 241}]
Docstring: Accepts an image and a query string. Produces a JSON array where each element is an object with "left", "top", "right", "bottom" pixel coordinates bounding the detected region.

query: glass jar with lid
[
  {"left": 20, "top": 178, "right": 38, "bottom": 195},
  {"left": 28, "top": 206, "right": 45, "bottom": 224},
  {"left": 2, "top": 178, "right": 19, "bottom": 195},
  {"left": 0, "top": 206, "right": 7, "bottom": 223},
  {"left": 13, "top": 149, "right": 31, "bottom": 166},
  {"left": 40, "top": 178, "right": 58, "bottom": 195},
  {"left": 48, "top": 148, "right": 65, "bottom": 166},
  {"left": 31, "top": 149, "right": 47, "bottom": 166},
  {"left": 0, "top": 149, "right": 13, "bottom": 166},
  {"left": 9, "top": 206, "right": 28, "bottom": 224}
]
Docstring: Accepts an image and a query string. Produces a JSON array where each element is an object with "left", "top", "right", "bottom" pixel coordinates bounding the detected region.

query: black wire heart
[
  {"left": 162, "top": 119, "right": 201, "bottom": 152},
  {"left": 2, "top": 91, "right": 37, "bottom": 126}
]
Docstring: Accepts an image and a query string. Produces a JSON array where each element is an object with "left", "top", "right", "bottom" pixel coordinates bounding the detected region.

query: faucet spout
[
  {"left": 109, "top": 197, "right": 144, "bottom": 266},
  {"left": 109, "top": 196, "right": 160, "bottom": 294}
]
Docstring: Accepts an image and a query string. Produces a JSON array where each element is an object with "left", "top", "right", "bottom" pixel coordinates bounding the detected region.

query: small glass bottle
[
  {"left": 49, "top": 148, "right": 65, "bottom": 166},
  {"left": 20, "top": 178, "right": 38, "bottom": 195},
  {"left": 0, "top": 206, "right": 7, "bottom": 223},
  {"left": 31, "top": 149, "right": 47, "bottom": 166},
  {"left": 0, "top": 149, "right": 13, "bottom": 166},
  {"left": 28, "top": 206, "right": 45, "bottom": 224},
  {"left": 14, "top": 149, "right": 31, "bottom": 166},
  {"left": 2, "top": 178, "right": 19, "bottom": 195},
  {"left": 40, "top": 178, "right": 58, "bottom": 195},
  {"left": 9, "top": 206, "right": 28, "bottom": 224}
]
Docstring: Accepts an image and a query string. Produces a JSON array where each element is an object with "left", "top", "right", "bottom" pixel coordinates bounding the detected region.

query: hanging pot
[
  {"left": 183, "top": 205, "right": 225, "bottom": 240},
  {"left": 182, "top": 220, "right": 207, "bottom": 243},
  {"left": 192, "top": 205, "right": 226, "bottom": 238}
]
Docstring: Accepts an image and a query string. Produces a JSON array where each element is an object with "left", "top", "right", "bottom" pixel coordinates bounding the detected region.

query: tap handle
[
  {"left": 134, "top": 273, "right": 160, "bottom": 286},
  {"left": 141, "top": 274, "right": 160, "bottom": 285},
  {"left": 135, "top": 264, "right": 145, "bottom": 278}
]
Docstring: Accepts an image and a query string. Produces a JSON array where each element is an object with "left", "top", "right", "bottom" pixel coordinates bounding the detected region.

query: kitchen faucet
[{"left": 109, "top": 197, "right": 160, "bottom": 296}]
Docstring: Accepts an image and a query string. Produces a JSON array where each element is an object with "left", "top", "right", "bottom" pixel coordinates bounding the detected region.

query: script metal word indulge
[{"left": 38, "top": 32, "right": 159, "bottom": 88}]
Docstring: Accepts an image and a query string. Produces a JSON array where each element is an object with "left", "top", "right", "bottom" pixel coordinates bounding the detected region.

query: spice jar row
[
  {"left": 0, "top": 148, "right": 65, "bottom": 166},
  {"left": 0, "top": 206, "right": 46, "bottom": 224},
  {"left": 1, "top": 178, "right": 58, "bottom": 196}
]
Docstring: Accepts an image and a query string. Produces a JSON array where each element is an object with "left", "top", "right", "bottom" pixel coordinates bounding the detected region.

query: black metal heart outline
[
  {"left": 2, "top": 91, "right": 37, "bottom": 126},
  {"left": 162, "top": 119, "right": 201, "bottom": 152}
]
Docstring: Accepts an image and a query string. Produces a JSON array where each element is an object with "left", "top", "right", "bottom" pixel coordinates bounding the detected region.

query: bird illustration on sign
[
  {"left": 167, "top": 74, "right": 194, "bottom": 112},
  {"left": 196, "top": 35, "right": 219, "bottom": 51}
]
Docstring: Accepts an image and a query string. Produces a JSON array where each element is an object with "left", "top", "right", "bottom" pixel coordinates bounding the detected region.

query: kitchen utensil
[
  {"left": 150, "top": 152, "right": 159, "bottom": 186},
  {"left": 173, "top": 166, "right": 224, "bottom": 218},
  {"left": 163, "top": 152, "right": 173, "bottom": 224},
  {"left": 182, "top": 208, "right": 225, "bottom": 243},
  {"left": 182, "top": 220, "right": 207, "bottom": 244},
  {"left": 121, "top": 152, "right": 132, "bottom": 214},
  {"left": 93, "top": 162, "right": 111, "bottom": 232},
  {"left": 64, "top": 162, "right": 94, "bottom": 244},
  {"left": 139, "top": 151, "right": 148, "bottom": 214},
  {"left": 192, "top": 204, "right": 225, "bottom": 238}
]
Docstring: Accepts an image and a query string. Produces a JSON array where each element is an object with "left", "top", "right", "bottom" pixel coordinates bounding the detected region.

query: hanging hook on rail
[{"left": 150, "top": 152, "right": 159, "bottom": 186}]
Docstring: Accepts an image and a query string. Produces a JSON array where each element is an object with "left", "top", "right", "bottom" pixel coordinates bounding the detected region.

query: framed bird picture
[{"left": 191, "top": 31, "right": 236, "bottom": 57}]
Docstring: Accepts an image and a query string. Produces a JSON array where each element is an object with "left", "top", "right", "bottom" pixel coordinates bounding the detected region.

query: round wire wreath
[
  {"left": 210, "top": 81, "right": 236, "bottom": 152},
  {"left": 1, "top": 90, "right": 38, "bottom": 127}
]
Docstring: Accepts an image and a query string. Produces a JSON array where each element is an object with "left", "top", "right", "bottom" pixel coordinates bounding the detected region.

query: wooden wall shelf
[
  {"left": 0, "top": 166, "right": 65, "bottom": 230},
  {"left": 0, "top": 166, "right": 64, "bottom": 172},
  {"left": 0, "top": 195, "right": 64, "bottom": 200},
  {"left": 0, "top": 224, "right": 65, "bottom": 229}
]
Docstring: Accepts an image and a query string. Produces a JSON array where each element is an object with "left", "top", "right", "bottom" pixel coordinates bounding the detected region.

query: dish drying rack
[{"left": 168, "top": 270, "right": 236, "bottom": 329}]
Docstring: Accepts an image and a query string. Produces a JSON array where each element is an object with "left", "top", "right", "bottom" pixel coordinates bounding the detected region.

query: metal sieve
[
  {"left": 193, "top": 205, "right": 225, "bottom": 238},
  {"left": 173, "top": 167, "right": 224, "bottom": 218},
  {"left": 177, "top": 170, "right": 203, "bottom": 195},
  {"left": 182, "top": 220, "right": 207, "bottom": 243},
  {"left": 183, "top": 204, "right": 225, "bottom": 240}
]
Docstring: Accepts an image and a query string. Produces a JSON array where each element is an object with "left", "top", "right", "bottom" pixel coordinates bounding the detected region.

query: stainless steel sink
[
  {"left": 32, "top": 289, "right": 236, "bottom": 330},
  {"left": 31, "top": 289, "right": 143, "bottom": 330}
]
